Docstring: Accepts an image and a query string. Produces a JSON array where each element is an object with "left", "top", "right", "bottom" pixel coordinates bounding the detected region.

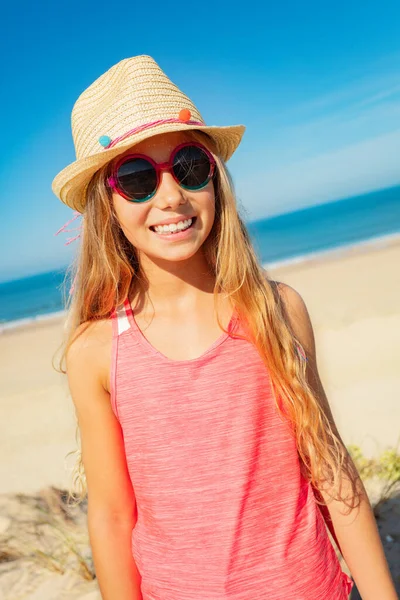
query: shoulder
[
  {"left": 67, "top": 318, "right": 112, "bottom": 359},
  {"left": 268, "top": 276, "right": 316, "bottom": 360},
  {"left": 67, "top": 318, "right": 113, "bottom": 393},
  {"left": 274, "top": 280, "right": 311, "bottom": 324},
  {"left": 66, "top": 319, "right": 137, "bottom": 518},
  {"left": 264, "top": 272, "right": 308, "bottom": 319},
  {"left": 268, "top": 279, "right": 345, "bottom": 442}
]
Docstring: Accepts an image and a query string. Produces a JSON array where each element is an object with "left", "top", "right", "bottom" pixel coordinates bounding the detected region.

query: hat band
[{"left": 103, "top": 118, "right": 205, "bottom": 150}]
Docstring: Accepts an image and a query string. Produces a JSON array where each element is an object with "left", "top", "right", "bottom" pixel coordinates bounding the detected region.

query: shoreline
[
  {"left": 266, "top": 230, "right": 400, "bottom": 270},
  {"left": 0, "top": 310, "right": 67, "bottom": 335},
  {"left": 2, "top": 230, "right": 400, "bottom": 334}
]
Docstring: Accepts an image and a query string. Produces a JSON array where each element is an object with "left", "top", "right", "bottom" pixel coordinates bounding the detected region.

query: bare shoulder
[
  {"left": 66, "top": 318, "right": 137, "bottom": 518},
  {"left": 268, "top": 278, "right": 344, "bottom": 440},
  {"left": 67, "top": 318, "right": 113, "bottom": 395},
  {"left": 267, "top": 276, "right": 316, "bottom": 359},
  {"left": 274, "top": 281, "right": 310, "bottom": 323}
]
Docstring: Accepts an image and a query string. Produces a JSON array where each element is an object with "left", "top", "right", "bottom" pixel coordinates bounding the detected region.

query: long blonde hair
[{"left": 55, "top": 130, "right": 361, "bottom": 512}]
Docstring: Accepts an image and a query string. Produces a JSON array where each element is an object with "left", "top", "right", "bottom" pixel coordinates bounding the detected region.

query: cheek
[
  {"left": 113, "top": 195, "right": 149, "bottom": 241},
  {"left": 201, "top": 188, "right": 216, "bottom": 222}
]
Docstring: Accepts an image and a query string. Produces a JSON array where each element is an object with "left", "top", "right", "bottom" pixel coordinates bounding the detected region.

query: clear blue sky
[{"left": 1, "top": 0, "right": 400, "bottom": 282}]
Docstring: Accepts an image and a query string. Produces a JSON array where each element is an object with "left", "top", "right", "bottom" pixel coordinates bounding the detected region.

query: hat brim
[{"left": 52, "top": 122, "right": 245, "bottom": 213}]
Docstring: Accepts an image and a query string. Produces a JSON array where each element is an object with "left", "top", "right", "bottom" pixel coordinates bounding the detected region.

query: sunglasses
[{"left": 107, "top": 142, "right": 216, "bottom": 203}]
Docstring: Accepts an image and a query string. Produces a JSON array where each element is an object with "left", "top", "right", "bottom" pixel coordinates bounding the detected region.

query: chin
[
  {"left": 157, "top": 247, "right": 201, "bottom": 262},
  {"left": 142, "top": 241, "right": 205, "bottom": 264}
]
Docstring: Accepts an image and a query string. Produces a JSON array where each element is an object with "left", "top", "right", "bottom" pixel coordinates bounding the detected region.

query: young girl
[{"left": 52, "top": 55, "right": 397, "bottom": 600}]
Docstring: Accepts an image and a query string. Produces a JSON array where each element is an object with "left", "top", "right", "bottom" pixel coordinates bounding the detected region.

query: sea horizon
[{"left": 1, "top": 184, "right": 400, "bottom": 330}]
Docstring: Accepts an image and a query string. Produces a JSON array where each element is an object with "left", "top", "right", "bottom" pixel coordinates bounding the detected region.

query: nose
[{"left": 153, "top": 169, "right": 187, "bottom": 210}]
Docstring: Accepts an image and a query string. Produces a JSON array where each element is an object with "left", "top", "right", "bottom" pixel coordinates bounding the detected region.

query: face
[{"left": 110, "top": 131, "right": 216, "bottom": 266}]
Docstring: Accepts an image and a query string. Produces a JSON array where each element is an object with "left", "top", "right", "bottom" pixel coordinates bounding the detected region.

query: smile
[{"left": 150, "top": 217, "right": 196, "bottom": 235}]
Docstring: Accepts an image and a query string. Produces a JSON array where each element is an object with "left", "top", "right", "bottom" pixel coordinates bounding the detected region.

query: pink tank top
[{"left": 110, "top": 298, "right": 354, "bottom": 600}]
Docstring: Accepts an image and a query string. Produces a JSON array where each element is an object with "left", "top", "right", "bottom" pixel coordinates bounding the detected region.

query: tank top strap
[
  {"left": 111, "top": 298, "right": 132, "bottom": 337},
  {"left": 110, "top": 298, "right": 133, "bottom": 420}
]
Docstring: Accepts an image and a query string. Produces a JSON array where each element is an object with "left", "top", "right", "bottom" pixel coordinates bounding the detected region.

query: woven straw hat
[{"left": 52, "top": 55, "right": 245, "bottom": 213}]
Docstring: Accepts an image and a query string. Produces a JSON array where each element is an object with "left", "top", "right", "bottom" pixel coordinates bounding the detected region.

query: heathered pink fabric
[{"left": 110, "top": 298, "right": 354, "bottom": 600}]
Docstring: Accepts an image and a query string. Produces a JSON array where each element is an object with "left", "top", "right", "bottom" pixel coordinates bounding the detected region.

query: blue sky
[{"left": 1, "top": 0, "right": 400, "bottom": 282}]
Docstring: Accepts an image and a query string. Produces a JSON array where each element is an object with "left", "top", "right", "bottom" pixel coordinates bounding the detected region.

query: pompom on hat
[{"left": 51, "top": 55, "right": 246, "bottom": 213}]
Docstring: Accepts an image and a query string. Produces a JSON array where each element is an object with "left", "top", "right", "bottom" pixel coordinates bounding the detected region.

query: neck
[{"left": 133, "top": 249, "right": 217, "bottom": 314}]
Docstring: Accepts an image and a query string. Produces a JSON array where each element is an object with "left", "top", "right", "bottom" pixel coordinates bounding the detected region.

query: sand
[
  {"left": 0, "top": 315, "right": 75, "bottom": 495},
  {"left": 1, "top": 235, "right": 399, "bottom": 598},
  {"left": 268, "top": 235, "right": 400, "bottom": 459}
]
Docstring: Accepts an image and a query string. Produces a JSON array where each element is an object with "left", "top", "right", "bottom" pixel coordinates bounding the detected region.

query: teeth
[{"left": 154, "top": 218, "right": 193, "bottom": 234}]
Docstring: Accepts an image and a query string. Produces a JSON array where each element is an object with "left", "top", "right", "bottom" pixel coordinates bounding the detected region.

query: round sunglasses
[{"left": 107, "top": 142, "right": 216, "bottom": 203}]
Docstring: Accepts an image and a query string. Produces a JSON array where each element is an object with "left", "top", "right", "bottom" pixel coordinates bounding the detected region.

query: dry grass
[
  {"left": 0, "top": 486, "right": 94, "bottom": 581},
  {"left": 347, "top": 440, "right": 400, "bottom": 513}
]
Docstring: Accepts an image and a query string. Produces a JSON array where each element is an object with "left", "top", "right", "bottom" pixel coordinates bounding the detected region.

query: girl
[{"left": 52, "top": 55, "right": 397, "bottom": 600}]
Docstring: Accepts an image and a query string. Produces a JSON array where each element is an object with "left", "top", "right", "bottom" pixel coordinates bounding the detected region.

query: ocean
[{"left": 1, "top": 184, "right": 400, "bottom": 328}]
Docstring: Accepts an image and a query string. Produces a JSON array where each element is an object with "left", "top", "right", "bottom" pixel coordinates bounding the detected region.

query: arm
[
  {"left": 67, "top": 321, "right": 143, "bottom": 600},
  {"left": 276, "top": 281, "right": 398, "bottom": 600}
]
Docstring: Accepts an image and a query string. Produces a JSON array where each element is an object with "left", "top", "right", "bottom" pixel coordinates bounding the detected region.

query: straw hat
[{"left": 52, "top": 55, "right": 246, "bottom": 213}]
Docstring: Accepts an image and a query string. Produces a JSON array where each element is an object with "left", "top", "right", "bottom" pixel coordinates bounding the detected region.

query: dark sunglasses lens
[
  {"left": 117, "top": 158, "right": 157, "bottom": 201},
  {"left": 173, "top": 146, "right": 212, "bottom": 189}
]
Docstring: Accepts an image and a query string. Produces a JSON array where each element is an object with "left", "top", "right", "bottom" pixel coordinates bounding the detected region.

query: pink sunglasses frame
[{"left": 106, "top": 141, "right": 216, "bottom": 202}]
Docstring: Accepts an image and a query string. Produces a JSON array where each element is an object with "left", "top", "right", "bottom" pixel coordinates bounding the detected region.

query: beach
[
  {"left": 269, "top": 235, "right": 400, "bottom": 460},
  {"left": 2, "top": 235, "right": 399, "bottom": 494},
  {"left": 1, "top": 235, "right": 399, "bottom": 598}
]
